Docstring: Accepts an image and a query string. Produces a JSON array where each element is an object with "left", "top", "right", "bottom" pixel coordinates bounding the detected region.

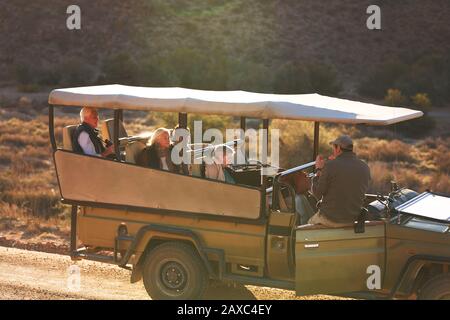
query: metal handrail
[{"left": 277, "top": 161, "right": 316, "bottom": 178}]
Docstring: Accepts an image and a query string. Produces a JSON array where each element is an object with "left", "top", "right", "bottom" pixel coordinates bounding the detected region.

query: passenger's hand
[
  {"left": 328, "top": 154, "right": 336, "bottom": 160},
  {"left": 102, "top": 144, "right": 114, "bottom": 157},
  {"left": 315, "top": 155, "right": 325, "bottom": 169}
]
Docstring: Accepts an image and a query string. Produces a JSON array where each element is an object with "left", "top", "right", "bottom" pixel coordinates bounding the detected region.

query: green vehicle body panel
[{"left": 295, "top": 224, "right": 385, "bottom": 295}]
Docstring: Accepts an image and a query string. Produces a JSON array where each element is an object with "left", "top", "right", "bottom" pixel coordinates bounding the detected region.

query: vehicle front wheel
[
  {"left": 142, "top": 242, "right": 208, "bottom": 300},
  {"left": 418, "top": 274, "right": 450, "bottom": 300}
]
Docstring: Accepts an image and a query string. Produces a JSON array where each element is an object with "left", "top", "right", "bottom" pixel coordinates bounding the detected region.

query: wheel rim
[{"left": 160, "top": 261, "right": 188, "bottom": 292}]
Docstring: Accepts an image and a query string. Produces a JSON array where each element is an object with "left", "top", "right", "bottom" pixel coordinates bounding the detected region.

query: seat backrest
[
  {"left": 125, "top": 141, "right": 147, "bottom": 164},
  {"left": 101, "top": 118, "right": 128, "bottom": 142},
  {"left": 63, "top": 125, "right": 77, "bottom": 151}
]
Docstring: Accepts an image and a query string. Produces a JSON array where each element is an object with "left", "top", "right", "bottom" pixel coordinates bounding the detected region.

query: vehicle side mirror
[{"left": 354, "top": 208, "right": 368, "bottom": 233}]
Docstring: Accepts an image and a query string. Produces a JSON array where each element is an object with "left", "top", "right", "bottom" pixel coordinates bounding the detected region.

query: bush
[
  {"left": 383, "top": 89, "right": 435, "bottom": 138},
  {"left": 59, "top": 59, "right": 94, "bottom": 86},
  {"left": 429, "top": 173, "right": 450, "bottom": 194},
  {"left": 384, "top": 88, "right": 407, "bottom": 106},
  {"left": 17, "top": 84, "right": 41, "bottom": 93},
  {"left": 358, "top": 60, "right": 407, "bottom": 99},
  {"left": 228, "top": 60, "right": 272, "bottom": 92},
  {"left": 411, "top": 93, "right": 432, "bottom": 112},
  {"left": 360, "top": 55, "right": 450, "bottom": 105},
  {"left": 14, "top": 64, "right": 35, "bottom": 85},
  {"left": 396, "top": 115, "right": 436, "bottom": 139},
  {"left": 98, "top": 53, "right": 139, "bottom": 85},
  {"left": 273, "top": 62, "right": 341, "bottom": 95},
  {"left": 397, "top": 54, "right": 450, "bottom": 105},
  {"left": 357, "top": 138, "right": 417, "bottom": 163}
]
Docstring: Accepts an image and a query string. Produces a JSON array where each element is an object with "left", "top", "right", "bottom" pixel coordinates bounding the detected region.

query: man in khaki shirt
[{"left": 308, "top": 135, "right": 371, "bottom": 227}]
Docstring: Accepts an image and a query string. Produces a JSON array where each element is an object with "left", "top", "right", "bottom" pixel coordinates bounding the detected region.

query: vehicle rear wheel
[
  {"left": 142, "top": 242, "right": 208, "bottom": 300},
  {"left": 418, "top": 274, "right": 450, "bottom": 300}
]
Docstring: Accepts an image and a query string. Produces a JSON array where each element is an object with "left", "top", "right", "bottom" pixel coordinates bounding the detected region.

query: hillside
[
  {"left": 0, "top": 0, "right": 449, "bottom": 256},
  {"left": 1, "top": 0, "right": 450, "bottom": 98}
]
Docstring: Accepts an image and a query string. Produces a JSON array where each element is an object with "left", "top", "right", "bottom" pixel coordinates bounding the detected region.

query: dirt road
[{"left": 0, "top": 246, "right": 343, "bottom": 300}]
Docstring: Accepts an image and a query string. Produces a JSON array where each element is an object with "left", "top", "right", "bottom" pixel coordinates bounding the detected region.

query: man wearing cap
[{"left": 308, "top": 135, "right": 371, "bottom": 227}]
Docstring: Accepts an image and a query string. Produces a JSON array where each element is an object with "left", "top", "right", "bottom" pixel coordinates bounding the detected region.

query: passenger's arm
[
  {"left": 78, "top": 132, "right": 100, "bottom": 156},
  {"left": 312, "top": 164, "right": 329, "bottom": 199}
]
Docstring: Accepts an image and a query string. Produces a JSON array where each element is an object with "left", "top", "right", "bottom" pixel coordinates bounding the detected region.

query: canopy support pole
[
  {"left": 240, "top": 117, "right": 246, "bottom": 131},
  {"left": 313, "top": 122, "right": 320, "bottom": 161},
  {"left": 48, "top": 105, "right": 57, "bottom": 151},
  {"left": 261, "top": 119, "right": 269, "bottom": 189},
  {"left": 70, "top": 205, "right": 78, "bottom": 257},
  {"left": 114, "top": 109, "right": 122, "bottom": 160},
  {"left": 178, "top": 113, "right": 187, "bottom": 129}
]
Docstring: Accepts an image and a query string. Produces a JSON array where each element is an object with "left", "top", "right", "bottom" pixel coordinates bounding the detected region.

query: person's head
[
  {"left": 213, "top": 145, "right": 235, "bottom": 166},
  {"left": 329, "top": 135, "right": 353, "bottom": 157},
  {"left": 150, "top": 128, "right": 171, "bottom": 150},
  {"left": 80, "top": 107, "right": 99, "bottom": 129}
]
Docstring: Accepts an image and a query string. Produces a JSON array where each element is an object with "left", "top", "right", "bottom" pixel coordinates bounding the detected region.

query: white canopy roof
[{"left": 48, "top": 84, "right": 423, "bottom": 125}]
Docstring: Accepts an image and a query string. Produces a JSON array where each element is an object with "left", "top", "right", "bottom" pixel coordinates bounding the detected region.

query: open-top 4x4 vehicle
[{"left": 48, "top": 85, "right": 450, "bottom": 299}]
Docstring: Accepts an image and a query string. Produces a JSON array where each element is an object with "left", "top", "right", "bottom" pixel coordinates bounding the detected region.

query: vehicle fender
[
  {"left": 389, "top": 255, "right": 450, "bottom": 298},
  {"left": 129, "top": 224, "right": 213, "bottom": 283}
]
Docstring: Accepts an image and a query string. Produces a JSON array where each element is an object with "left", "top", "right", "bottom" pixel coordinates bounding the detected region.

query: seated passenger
[
  {"left": 204, "top": 145, "right": 235, "bottom": 184},
  {"left": 72, "top": 107, "right": 114, "bottom": 158},
  {"left": 138, "top": 128, "right": 177, "bottom": 172},
  {"left": 308, "top": 135, "right": 371, "bottom": 227},
  {"left": 280, "top": 171, "right": 314, "bottom": 225}
]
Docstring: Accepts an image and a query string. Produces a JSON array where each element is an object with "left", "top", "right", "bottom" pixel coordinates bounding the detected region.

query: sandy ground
[{"left": 0, "top": 246, "right": 345, "bottom": 300}]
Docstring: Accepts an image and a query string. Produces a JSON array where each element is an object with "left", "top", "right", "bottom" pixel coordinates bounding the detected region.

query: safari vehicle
[{"left": 48, "top": 85, "right": 450, "bottom": 300}]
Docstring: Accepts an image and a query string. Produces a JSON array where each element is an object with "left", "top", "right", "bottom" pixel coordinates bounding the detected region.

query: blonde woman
[{"left": 137, "top": 128, "right": 176, "bottom": 171}]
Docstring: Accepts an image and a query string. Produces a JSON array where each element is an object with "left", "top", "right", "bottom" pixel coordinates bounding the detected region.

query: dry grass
[
  {"left": 0, "top": 117, "right": 65, "bottom": 218},
  {"left": 0, "top": 109, "right": 448, "bottom": 244},
  {"left": 357, "top": 138, "right": 417, "bottom": 164},
  {"left": 0, "top": 201, "right": 69, "bottom": 243},
  {"left": 272, "top": 120, "right": 449, "bottom": 194}
]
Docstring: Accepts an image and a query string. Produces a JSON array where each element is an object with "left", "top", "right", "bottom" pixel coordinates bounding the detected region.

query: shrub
[
  {"left": 397, "top": 54, "right": 450, "bottom": 105},
  {"left": 384, "top": 88, "right": 407, "bottom": 106},
  {"left": 161, "top": 48, "right": 206, "bottom": 88},
  {"left": 357, "top": 138, "right": 417, "bottom": 163},
  {"left": 411, "top": 93, "right": 432, "bottom": 112},
  {"left": 98, "top": 53, "right": 139, "bottom": 85},
  {"left": 361, "top": 55, "right": 450, "bottom": 105},
  {"left": 273, "top": 62, "right": 341, "bottom": 95},
  {"left": 17, "top": 84, "right": 41, "bottom": 93},
  {"left": 14, "top": 64, "right": 35, "bottom": 85},
  {"left": 358, "top": 61, "right": 408, "bottom": 99},
  {"left": 428, "top": 173, "right": 450, "bottom": 194},
  {"left": 395, "top": 114, "right": 436, "bottom": 139},
  {"left": 59, "top": 59, "right": 94, "bottom": 86},
  {"left": 271, "top": 120, "right": 352, "bottom": 168},
  {"left": 368, "top": 162, "right": 395, "bottom": 193}
]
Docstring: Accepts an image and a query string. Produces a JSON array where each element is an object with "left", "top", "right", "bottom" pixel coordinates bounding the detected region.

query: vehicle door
[{"left": 295, "top": 222, "right": 386, "bottom": 295}]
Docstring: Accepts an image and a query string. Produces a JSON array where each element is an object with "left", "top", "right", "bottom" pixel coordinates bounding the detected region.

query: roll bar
[{"left": 266, "top": 161, "right": 316, "bottom": 194}]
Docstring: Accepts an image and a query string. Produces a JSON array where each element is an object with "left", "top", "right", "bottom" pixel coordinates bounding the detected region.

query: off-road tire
[
  {"left": 142, "top": 242, "right": 208, "bottom": 300},
  {"left": 418, "top": 274, "right": 450, "bottom": 300}
]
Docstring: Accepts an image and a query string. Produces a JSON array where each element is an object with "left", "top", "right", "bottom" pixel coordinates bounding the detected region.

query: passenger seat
[
  {"left": 62, "top": 125, "right": 77, "bottom": 151},
  {"left": 101, "top": 118, "right": 128, "bottom": 142}
]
